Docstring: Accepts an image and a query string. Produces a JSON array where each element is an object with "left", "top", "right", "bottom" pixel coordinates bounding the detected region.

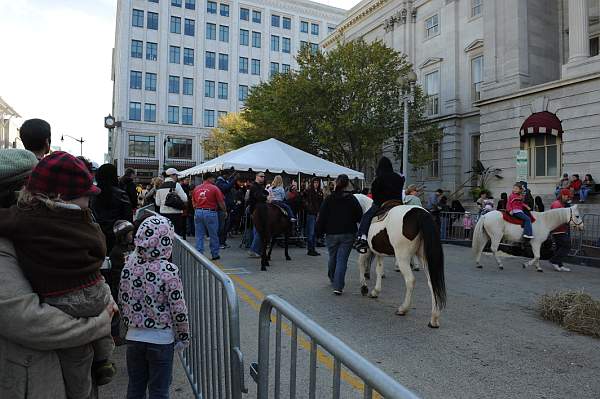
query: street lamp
[
  {"left": 61, "top": 134, "right": 85, "bottom": 156},
  {"left": 398, "top": 70, "right": 417, "bottom": 177}
]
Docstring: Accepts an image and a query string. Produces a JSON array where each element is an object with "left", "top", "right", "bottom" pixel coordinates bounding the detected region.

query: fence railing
[
  {"left": 253, "top": 295, "right": 419, "bottom": 399},
  {"left": 570, "top": 213, "right": 600, "bottom": 258},
  {"left": 436, "top": 211, "right": 480, "bottom": 242}
]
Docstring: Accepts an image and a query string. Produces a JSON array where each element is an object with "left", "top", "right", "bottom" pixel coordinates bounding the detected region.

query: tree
[
  {"left": 203, "top": 112, "right": 253, "bottom": 159},
  {"left": 233, "top": 40, "right": 441, "bottom": 172}
]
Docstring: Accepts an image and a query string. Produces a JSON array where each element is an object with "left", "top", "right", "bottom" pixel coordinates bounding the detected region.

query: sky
[{"left": 0, "top": 0, "right": 362, "bottom": 164}]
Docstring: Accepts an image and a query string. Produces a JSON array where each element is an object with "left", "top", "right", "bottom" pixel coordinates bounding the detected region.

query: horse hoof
[
  {"left": 476, "top": 265, "right": 483, "bottom": 269},
  {"left": 364, "top": 273, "right": 370, "bottom": 280},
  {"left": 381, "top": 274, "right": 386, "bottom": 279},
  {"left": 499, "top": 266, "right": 504, "bottom": 270},
  {"left": 412, "top": 267, "right": 420, "bottom": 272},
  {"left": 428, "top": 322, "right": 440, "bottom": 329},
  {"left": 537, "top": 268, "right": 543, "bottom": 273},
  {"left": 360, "top": 286, "right": 368, "bottom": 296},
  {"left": 522, "top": 263, "right": 527, "bottom": 269},
  {"left": 285, "top": 256, "right": 291, "bottom": 261},
  {"left": 395, "top": 310, "right": 407, "bottom": 316},
  {"left": 261, "top": 267, "right": 267, "bottom": 271},
  {"left": 368, "top": 292, "right": 378, "bottom": 299},
  {"left": 395, "top": 268, "right": 401, "bottom": 272}
]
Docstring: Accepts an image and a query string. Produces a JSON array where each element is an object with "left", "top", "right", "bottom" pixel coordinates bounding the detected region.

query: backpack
[{"left": 161, "top": 181, "right": 185, "bottom": 210}]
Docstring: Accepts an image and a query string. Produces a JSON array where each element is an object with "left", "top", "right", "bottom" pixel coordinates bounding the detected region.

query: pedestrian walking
[
  {"left": 0, "top": 151, "right": 117, "bottom": 398},
  {"left": 0, "top": 148, "right": 116, "bottom": 399},
  {"left": 119, "top": 168, "right": 138, "bottom": 209},
  {"left": 180, "top": 176, "right": 192, "bottom": 240},
  {"left": 304, "top": 177, "right": 324, "bottom": 256},
  {"left": 427, "top": 189, "right": 444, "bottom": 212},
  {"left": 316, "top": 174, "right": 363, "bottom": 295},
  {"left": 119, "top": 214, "right": 190, "bottom": 398},
  {"left": 156, "top": 168, "right": 188, "bottom": 236},
  {"left": 216, "top": 173, "right": 236, "bottom": 249},
  {"left": 19, "top": 118, "right": 52, "bottom": 160},
  {"left": 192, "top": 172, "right": 226, "bottom": 260},
  {"left": 549, "top": 189, "right": 573, "bottom": 272},
  {"left": 247, "top": 172, "right": 269, "bottom": 258}
]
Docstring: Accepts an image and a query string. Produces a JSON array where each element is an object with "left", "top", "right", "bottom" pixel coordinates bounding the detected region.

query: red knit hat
[
  {"left": 560, "top": 188, "right": 572, "bottom": 198},
  {"left": 27, "top": 151, "right": 101, "bottom": 200}
]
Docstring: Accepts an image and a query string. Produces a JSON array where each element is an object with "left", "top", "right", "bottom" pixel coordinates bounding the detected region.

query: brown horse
[{"left": 252, "top": 202, "right": 292, "bottom": 270}]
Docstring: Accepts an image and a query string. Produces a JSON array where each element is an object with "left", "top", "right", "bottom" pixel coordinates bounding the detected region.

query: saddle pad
[
  {"left": 374, "top": 199, "right": 404, "bottom": 222},
  {"left": 501, "top": 211, "right": 536, "bottom": 226}
]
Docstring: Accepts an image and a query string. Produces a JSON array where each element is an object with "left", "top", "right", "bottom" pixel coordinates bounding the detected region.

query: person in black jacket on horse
[{"left": 354, "top": 157, "right": 405, "bottom": 253}]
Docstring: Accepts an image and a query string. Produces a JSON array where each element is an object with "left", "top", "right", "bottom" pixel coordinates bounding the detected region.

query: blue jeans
[
  {"left": 272, "top": 200, "right": 295, "bottom": 219},
  {"left": 357, "top": 204, "right": 379, "bottom": 237},
  {"left": 326, "top": 234, "right": 354, "bottom": 291},
  {"left": 250, "top": 226, "right": 261, "bottom": 254},
  {"left": 126, "top": 341, "right": 174, "bottom": 399},
  {"left": 511, "top": 210, "right": 533, "bottom": 236},
  {"left": 305, "top": 214, "right": 317, "bottom": 251},
  {"left": 195, "top": 209, "right": 220, "bottom": 258},
  {"left": 580, "top": 187, "right": 590, "bottom": 202}
]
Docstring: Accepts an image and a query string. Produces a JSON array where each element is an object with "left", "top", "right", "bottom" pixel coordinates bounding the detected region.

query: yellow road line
[{"left": 215, "top": 260, "right": 382, "bottom": 398}]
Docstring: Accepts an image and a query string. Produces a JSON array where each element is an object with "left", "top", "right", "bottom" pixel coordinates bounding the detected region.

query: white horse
[
  {"left": 472, "top": 205, "right": 584, "bottom": 271},
  {"left": 354, "top": 194, "right": 446, "bottom": 328}
]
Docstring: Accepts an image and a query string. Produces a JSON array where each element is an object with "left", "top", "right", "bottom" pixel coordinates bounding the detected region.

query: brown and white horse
[{"left": 354, "top": 194, "right": 446, "bottom": 328}]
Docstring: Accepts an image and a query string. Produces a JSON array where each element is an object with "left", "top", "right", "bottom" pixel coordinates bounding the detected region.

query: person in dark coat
[
  {"left": 91, "top": 164, "right": 133, "bottom": 254},
  {"left": 354, "top": 157, "right": 405, "bottom": 252},
  {"left": 216, "top": 173, "right": 236, "bottom": 248},
  {"left": 119, "top": 168, "right": 138, "bottom": 209},
  {"left": 247, "top": 172, "right": 268, "bottom": 257},
  {"left": 303, "top": 177, "right": 324, "bottom": 256}
]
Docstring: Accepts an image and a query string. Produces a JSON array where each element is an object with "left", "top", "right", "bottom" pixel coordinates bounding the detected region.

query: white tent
[{"left": 179, "top": 138, "right": 364, "bottom": 179}]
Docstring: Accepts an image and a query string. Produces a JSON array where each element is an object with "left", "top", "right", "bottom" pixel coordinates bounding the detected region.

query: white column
[{"left": 568, "top": 0, "right": 590, "bottom": 63}]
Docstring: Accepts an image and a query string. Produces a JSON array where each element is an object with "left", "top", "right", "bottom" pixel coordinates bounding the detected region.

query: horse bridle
[{"left": 569, "top": 207, "right": 584, "bottom": 226}]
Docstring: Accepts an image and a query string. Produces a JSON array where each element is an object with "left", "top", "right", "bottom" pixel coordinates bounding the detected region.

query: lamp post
[
  {"left": 104, "top": 114, "right": 122, "bottom": 170},
  {"left": 61, "top": 134, "right": 85, "bottom": 156},
  {"left": 163, "top": 137, "right": 171, "bottom": 173},
  {"left": 398, "top": 70, "right": 417, "bottom": 177}
]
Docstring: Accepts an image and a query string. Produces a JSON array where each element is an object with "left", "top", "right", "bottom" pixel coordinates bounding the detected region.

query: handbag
[{"left": 162, "top": 181, "right": 185, "bottom": 210}]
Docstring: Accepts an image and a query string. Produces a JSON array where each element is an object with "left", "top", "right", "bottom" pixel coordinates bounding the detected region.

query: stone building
[{"left": 0, "top": 96, "right": 21, "bottom": 150}]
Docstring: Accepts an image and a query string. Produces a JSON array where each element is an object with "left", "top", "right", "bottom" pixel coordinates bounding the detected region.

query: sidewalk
[{"left": 99, "top": 344, "right": 194, "bottom": 398}]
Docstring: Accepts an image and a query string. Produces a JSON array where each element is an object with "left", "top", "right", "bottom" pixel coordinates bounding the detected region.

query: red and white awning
[{"left": 519, "top": 111, "right": 563, "bottom": 141}]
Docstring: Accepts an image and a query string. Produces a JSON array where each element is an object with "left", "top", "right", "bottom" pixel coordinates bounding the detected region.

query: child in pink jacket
[{"left": 507, "top": 182, "right": 534, "bottom": 239}]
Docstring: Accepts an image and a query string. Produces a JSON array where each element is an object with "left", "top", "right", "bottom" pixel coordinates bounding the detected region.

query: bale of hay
[{"left": 537, "top": 291, "right": 600, "bottom": 338}]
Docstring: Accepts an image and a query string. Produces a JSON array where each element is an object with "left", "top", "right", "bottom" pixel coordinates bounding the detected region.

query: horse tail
[
  {"left": 417, "top": 209, "right": 446, "bottom": 309},
  {"left": 471, "top": 214, "right": 489, "bottom": 258}
]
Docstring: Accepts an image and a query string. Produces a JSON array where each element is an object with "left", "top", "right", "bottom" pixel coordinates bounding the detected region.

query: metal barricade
[
  {"left": 571, "top": 213, "right": 600, "bottom": 258},
  {"left": 253, "top": 295, "right": 419, "bottom": 399},
  {"left": 172, "top": 236, "right": 247, "bottom": 399},
  {"left": 437, "top": 211, "right": 479, "bottom": 243}
]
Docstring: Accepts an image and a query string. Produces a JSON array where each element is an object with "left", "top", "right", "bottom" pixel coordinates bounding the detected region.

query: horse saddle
[
  {"left": 271, "top": 203, "right": 289, "bottom": 217},
  {"left": 501, "top": 211, "right": 536, "bottom": 226},
  {"left": 374, "top": 199, "right": 404, "bottom": 222}
]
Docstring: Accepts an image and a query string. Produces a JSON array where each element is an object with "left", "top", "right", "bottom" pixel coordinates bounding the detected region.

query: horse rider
[
  {"left": 549, "top": 189, "right": 573, "bottom": 272},
  {"left": 507, "top": 182, "right": 534, "bottom": 239},
  {"left": 354, "top": 156, "right": 405, "bottom": 253},
  {"left": 247, "top": 172, "right": 268, "bottom": 258}
]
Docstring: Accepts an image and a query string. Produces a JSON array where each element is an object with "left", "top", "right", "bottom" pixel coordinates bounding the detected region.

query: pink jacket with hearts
[{"left": 119, "top": 215, "right": 190, "bottom": 343}]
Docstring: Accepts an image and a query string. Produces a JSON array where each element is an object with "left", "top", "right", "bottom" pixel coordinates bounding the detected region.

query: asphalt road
[{"left": 214, "top": 238, "right": 600, "bottom": 399}]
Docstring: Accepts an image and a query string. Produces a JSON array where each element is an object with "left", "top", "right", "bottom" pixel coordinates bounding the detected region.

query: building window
[
  {"left": 282, "top": 37, "right": 291, "bottom": 53},
  {"left": 169, "top": 75, "right": 180, "bottom": 93},
  {"left": 132, "top": 9, "right": 144, "bottom": 27},
  {"left": 219, "top": 25, "right": 229, "bottom": 42},
  {"left": 240, "top": 29, "right": 249, "bottom": 45},
  {"left": 300, "top": 40, "right": 308, "bottom": 49},
  {"left": 471, "top": 55, "right": 483, "bottom": 102},
  {"left": 129, "top": 102, "right": 142, "bottom": 121},
  {"left": 185, "top": 0, "right": 195, "bottom": 10},
  {"left": 168, "top": 137, "right": 193, "bottom": 158},
  {"left": 300, "top": 21, "right": 308, "bottom": 33},
  {"left": 252, "top": 31, "right": 261, "bottom": 48},
  {"left": 170, "top": 16, "right": 181, "bottom": 33},
  {"left": 591, "top": 36, "right": 599, "bottom": 57},
  {"left": 311, "top": 23, "right": 319, "bottom": 36},
  {"left": 130, "top": 70, "right": 142, "bottom": 89},
  {"left": 239, "top": 57, "right": 248, "bottom": 73},
  {"left": 147, "top": 11, "right": 158, "bottom": 30},
  {"left": 169, "top": 45, "right": 181, "bottom": 63},
  {"left": 271, "top": 14, "right": 280, "bottom": 27},
  {"left": 205, "top": 80, "right": 215, "bottom": 97},
  {"left": 146, "top": 42, "right": 157, "bottom": 60},
  {"left": 251, "top": 59, "right": 260, "bottom": 75},
  {"left": 207, "top": 1, "right": 217, "bottom": 14},
  {"left": 282, "top": 63, "right": 290, "bottom": 73},
  {"left": 184, "top": 18, "right": 195, "bottom": 36},
  {"left": 149, "top": 0, "right": 159, "bottom": 3},
  {"left": 427, "top": 141, "right": 440, "bottom": 178},
  {"left": 204, "top": 109, "right": 215, "bottom": 127},
  {"left": 523, "top": 135, "right": 561, "bottom": 178},
  {"left": 184, "top": 47, "right": 194, "bottom": 65},
  {"left": 270, "top": 35, "right": 280, "bottom": 51},
  {"left": 171, "top": 0, "right": 181, "bottom": 6},
  {"left": 145, "top": 72, "right": 157, "bottom": 91},
  {"left": 425, "top": 14, "right": 439, "bottom": 38},
  {"left": 128, "top": 135, "right": 156, "bottom": 157},
  {"left": 218, "top": 53, "right": 229, "bottom": 71},
  {"left": 181, "top": 108, "right": 193, "bottom": 125},
  {"left": 206, "top": 23, "right": 216, "bottom": 40},
  {"left": 328, "top": 26, "right": 335, "bottom": 33},
  {"left": 218, "top": 82, "right": 228, "bottom": 99},
  {"left": 310, "top": 43, "right": 318, "bottom": 54},
  {"left": 239, "top": 85, "right": 249, "bottom": 101},
  {"left": 283, "top": 17, "right": 291, "bottom": 30},
  {"left": 205, "top": 51, "right": 216, "bottom": 68},
  {"left": 252, "top": 10, "right": 261, "bottom": 24},
  {"left": 270, "top": 62, "right": 279, "bottom": 77},
  {"left": 425, "top": 70, "right": 440, "bottom": 116},
  {"left": 131, "top": 40, "right": 143, "bottom": 58},
  {"left": 218, "top": 111, "right": 227, "bottom": 125},
  {"left": 471, "top": 0, "right": 482, "bottom": 17},
  {"left": 183, "top": 77, "right": 193, "bottom": 95},
  {"left": 240, "top": 7, "right": 249, "bottom": 21},
  {"left": 220, "top": 4, "right": 229, "bottom": 16},
  {"left": 144, "top": 104, "right": 157, "bottom": 122},
  {"left": 168, "top": 106, "right": 179, "bottom": 124}
]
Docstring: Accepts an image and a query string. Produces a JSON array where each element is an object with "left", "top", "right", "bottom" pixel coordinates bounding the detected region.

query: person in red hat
[
  {"left": 0, "top": 151, "right": 117, "bottom": 398},
  {"left": 549, "top": 189, "right": 573, "bottom": 272}
]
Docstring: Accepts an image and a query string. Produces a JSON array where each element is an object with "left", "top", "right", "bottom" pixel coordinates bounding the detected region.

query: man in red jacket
[{"left": 549, "top": 189, "right": 572, "bottom": 272}]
